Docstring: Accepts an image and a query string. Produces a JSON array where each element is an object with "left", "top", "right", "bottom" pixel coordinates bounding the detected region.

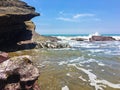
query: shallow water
[{"left": 9, "top": 41, "right": 120, "bottom": 90}]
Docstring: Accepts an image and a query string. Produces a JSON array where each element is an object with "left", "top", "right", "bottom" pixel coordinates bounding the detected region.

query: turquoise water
[{"left": 43, "top": 34, "right": 120, "bottom": 37}]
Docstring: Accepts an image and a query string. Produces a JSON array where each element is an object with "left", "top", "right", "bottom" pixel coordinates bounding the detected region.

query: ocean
[{"left": 11, "top": 33, "right": 120, "bottom": 90}]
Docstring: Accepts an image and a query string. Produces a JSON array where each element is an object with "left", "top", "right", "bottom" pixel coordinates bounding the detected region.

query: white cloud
[
  {"left": 56, "top": 12, "right": 100, "bottom": 23},
  {"left": 56, "top": 17, "right": 76, "bottom": 22},
  {"left": 73, "top": 13, "right": 95, "bottom": 19}
]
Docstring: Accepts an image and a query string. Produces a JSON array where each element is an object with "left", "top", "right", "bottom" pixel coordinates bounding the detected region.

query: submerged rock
[
  {"left": 89, "top": 36, "right": 116, "bottom": 41},
  {"left": 0, "top": 55, "right": 40, "bottom": 90}
]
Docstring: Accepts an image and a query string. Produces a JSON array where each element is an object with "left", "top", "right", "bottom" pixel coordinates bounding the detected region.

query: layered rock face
[
  {"left": 0, "top": 0, "right": 39, "bottom": 51},
  {"left": 0, "top": 1, "right": 40, "bottom": 89},
  {"left": 0, "top": 55, "right": 40, "bottom": 90}
]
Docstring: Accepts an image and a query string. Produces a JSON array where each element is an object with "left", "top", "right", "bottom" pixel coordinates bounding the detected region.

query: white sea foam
[
  {"left": 101, "top": 69, "right": 105, "bottom": 72},
  {"left": 113, "top": 36, "right": 120, "bottom": 40},
  {"left": 58, "top": 61, "right": 68, "bottom": 65},
  {"left": 79, "top": 58, "right": 98, "bottom": 64},
  {"left": 62, "top": 86, "right": 69, "bottom": 90},
  {"left": 72, "top": 64, "right": 120, "bottom": 90},
  {"left": 69, "top": 57, "right": 105, "bottom": 67},
  {"left": 86, "top": 65, "right": 90, "bottom": 67},
  {"left": 89, "top": 32, "right": 101, "bottom": 38},
  {"left": 69, "top": 56, "right": 84, "bottom": 63},
  {"left": 79, "top": 76, "right": 87, "bottom": 82},
  {"left": 56, "top": 36, "right": 89, "bottom": 41},
  {"left": 89, "top": 49, "right": 105, "bottom": 53},
  {"left": 66, "top": 73, "right": 71, "bottom": 77},
  {"left": 98, "top": 63, "right": 105, "bottom": 66},
  {"left": 56, "top": 36, "right": 72, "bottom": 40}
]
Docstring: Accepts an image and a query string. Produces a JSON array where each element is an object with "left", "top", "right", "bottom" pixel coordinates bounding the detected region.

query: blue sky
[{"left": 23, "top": 0, "right": 120, "bottom": 34}]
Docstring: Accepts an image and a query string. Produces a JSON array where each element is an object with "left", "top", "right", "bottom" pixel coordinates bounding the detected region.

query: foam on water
[
  {"left": 79, "top": 76, "right": 87, "bottom": 82},
  {"left": 69, "top": 56, "right": 84, "bottom": 63},
  {"left": 113, "top": 36, "right": 120, "bottom": 40},
  {"left": 66, "top": 73, "right": 71, "bottom": 77},
  {"left": 101, "top": 69, "right": 105, "bottom": 72},
  {"left": 62, "top": 86, "right": 69, "bottom": 90},
  {"left": 58, "top": 61, "right": 68, "bottom": 65},
  {"left": 69, "top": 57, "right": 105, "bottom": 67},
  {"left": 72, "top": 64, "right": 120, "bottom": 90},
  {"left": 88, "top": 49, "right": 105, "bottom": 53},
  {"left": 56, "top": 36, "right": 89, "bottom": 41},
  {"left": 98, "top": 63, "right": 105, "bottom": 66},
  {"left": 88, "top": 32, "right": 101, "bottom": 37}
]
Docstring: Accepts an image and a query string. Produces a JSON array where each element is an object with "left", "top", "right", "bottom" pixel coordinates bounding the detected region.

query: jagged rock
[
  {"left": 0, "top": 0, "right": 40, "bottom": 51},
  {"left": 35, "top": 41, "right": 71, "bottom": 49},
  {"left": 89, "top": 36, "right": 116, "bottom": 41},
  {"left": 0, "top": 55, "right": 40, "bottom": 90}
]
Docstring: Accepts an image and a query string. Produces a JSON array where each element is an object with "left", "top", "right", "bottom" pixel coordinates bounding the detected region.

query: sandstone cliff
[
  {"left": 0, "top": 1, "right": 41, "bottom": 90},
  {"left": 0, "top": 0, "right": 40, "bottom": 51}
]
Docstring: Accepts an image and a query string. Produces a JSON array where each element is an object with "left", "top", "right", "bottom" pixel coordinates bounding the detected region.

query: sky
[{"left": 22, "top": 0, "right": 120, "bottom": 34}]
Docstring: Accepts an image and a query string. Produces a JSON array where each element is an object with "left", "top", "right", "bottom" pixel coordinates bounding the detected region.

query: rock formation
[
  {"left": 71, "top": 38, "right": 87, "bottom": 41},
  {"left": 0, "top": 1, "right": 41, "bottom": 89},
  {"left": 89, "top": 36, "right": 116, "bottom": 41},
  {"left": 35, "top": 41, "right": 71, "bottom": 49},
  {"left": 0, "top": 55, "right": 40, "bottom": 90},
  {"left": 0, "top": 0, "right": 40, "bottom": 52}
]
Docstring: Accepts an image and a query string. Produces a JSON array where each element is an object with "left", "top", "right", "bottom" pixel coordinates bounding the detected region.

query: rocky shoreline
[
  {"left": 0, "top": 0, "right": 71, "bottom": 89},
  {"left": 0, "top": 0, "right": 41, "bottom": 90},
  {"left": 0, "top": 0, "right": 119, "bottom": 90}
]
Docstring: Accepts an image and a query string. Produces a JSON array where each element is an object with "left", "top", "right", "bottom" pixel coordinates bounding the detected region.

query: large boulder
[
  {"left": 0, "top": 55, "right": 40, "bottom": 90},
  {"left": 89, "top": 36, "right": 116, "bottom": 41}
]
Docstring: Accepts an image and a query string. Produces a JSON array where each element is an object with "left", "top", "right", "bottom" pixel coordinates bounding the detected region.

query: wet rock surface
[
  {"left": 71, "top": 38, "right": 87, "bottom": 41},
  {"left": 89, "top": 36, "right": 116, "bottom": 41},
  {"left": 0, "top": 55, "right": 40, "bottom": 90}
]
